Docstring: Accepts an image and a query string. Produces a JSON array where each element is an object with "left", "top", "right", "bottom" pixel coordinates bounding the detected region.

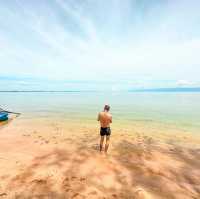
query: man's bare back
[{"left": 98, "top": 111, "right": 112, "bottom": 128}]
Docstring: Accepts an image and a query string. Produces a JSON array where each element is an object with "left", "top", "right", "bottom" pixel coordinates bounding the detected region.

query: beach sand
[{"left": 0, "top": 117, "right": 200, "bottom": 199}]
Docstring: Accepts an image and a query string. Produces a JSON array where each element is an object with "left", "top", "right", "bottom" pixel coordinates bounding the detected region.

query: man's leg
[
  {"left": 105, "top": 136, "right": 110, "bottom": 153},
  {"left": 100, "top": 136, "right": 104, "bottom": 152}
]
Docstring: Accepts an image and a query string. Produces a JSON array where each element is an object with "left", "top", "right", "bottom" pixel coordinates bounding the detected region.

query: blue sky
[{"left": 0, "top": 0, "right": 200, "bottom": 90}]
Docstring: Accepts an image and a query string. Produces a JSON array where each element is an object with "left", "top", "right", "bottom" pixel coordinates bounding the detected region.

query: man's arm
[
  {"left": 110, "top": 115, "right": 112, "bottom": 123},
  {"left": 97, "top": 113, "right": 100, "bottom": 121}
]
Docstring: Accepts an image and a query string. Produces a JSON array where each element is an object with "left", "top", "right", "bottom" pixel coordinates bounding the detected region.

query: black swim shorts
[{"left": 100, "top": 127, "right": 111, "bottom": 136}]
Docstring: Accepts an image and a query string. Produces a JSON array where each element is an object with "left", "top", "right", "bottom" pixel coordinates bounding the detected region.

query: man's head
[{"left": 104, "top": 104, "right": 110, "bottom": 112}]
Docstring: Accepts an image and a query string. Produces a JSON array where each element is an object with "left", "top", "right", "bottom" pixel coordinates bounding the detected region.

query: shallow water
[{"left": 1, "top": 92, "right": 200, "bottom": 134}]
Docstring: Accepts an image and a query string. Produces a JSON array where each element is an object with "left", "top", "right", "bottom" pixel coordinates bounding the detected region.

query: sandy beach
[{"left": 0, "top": 117, "right": 199, "bottom": 199}]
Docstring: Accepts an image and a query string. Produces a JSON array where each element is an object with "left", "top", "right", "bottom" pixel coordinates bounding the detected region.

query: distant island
[{"left": 130, "top": 87, "right": 200, "bottom": 92}]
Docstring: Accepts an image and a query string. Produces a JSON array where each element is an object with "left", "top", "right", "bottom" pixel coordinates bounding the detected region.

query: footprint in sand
[
  {"left": 0, "top": 193, "right": 7, "bottom": 197},
  {"left": 134, "top": 188, "right": 152, "bottom": 199},
  {"left": 22, "top": 134, "right": 30, "bottom": 137},
  {"left": 62, "top": 138, "right": 70, "bottom": 142},
  {"left": 72, "top": 193, "right": 80, "bottom": 198},
  {"left": 31, "top": 179, "right": 47, "bottom": 185},
  {"left": 53, "top": 124, "right": 61, "bottom": 132},
  {"left": 63, "top": 177, "right": 70, "bottom": 187},
  {"left": 89, "top": 190, "right": 97, "bottom": 195},
  {"left": 71, "top": 176, "right": 77, "bottom": 180},
  {"left": 91, "top": 144, "right": 99, "bottom": 151},
  {"left": 63, "top": 176, "right": 87, "bottom": 194},
  {"left": 147, "top": 137, "right": 154, "bottom": 145},
  {"left": 80, "top": 177, "right": 86, "bottom": 182},
  {"left": 111, "top": 194, "right": 118, "bottom": 198},
  {"left": 0, "top": 175, "right": 9, "bottom": 180},
  {"left": 63, "top": 180, "right": 73, "bottom": 194}
]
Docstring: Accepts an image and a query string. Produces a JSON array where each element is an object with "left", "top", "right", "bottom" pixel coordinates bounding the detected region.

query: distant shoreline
[
  {"left": 0, "top": 90, "right": 83, "bottom": 93},
  {"left": 129, "top": 87, "right": 200, "bottom": 92},
  {"left": 1, "top": 87, "right": 200, "bottom": 93}
]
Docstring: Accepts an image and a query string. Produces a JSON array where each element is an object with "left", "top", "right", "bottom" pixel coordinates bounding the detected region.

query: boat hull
[{"left": 0, "top": 112, "right": 8, "bottom": 121}]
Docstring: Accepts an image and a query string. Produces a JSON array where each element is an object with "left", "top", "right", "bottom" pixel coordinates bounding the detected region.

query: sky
[{"left": 0, "top": 0, "right": 200, "bottom": 90}]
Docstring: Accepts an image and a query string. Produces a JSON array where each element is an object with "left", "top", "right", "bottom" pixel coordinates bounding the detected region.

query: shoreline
[{"left": 0, "top": 117, "right": 199, "bottom": 198}]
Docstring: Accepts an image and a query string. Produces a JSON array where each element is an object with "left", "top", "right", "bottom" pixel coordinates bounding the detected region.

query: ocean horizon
[{"left": 0, "top": 87, "right": 200, "bottom": 92}]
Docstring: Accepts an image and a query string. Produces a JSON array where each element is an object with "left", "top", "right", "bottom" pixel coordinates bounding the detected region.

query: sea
[{"left": 1, "top": 91, "right": 200, "bottom": 135}]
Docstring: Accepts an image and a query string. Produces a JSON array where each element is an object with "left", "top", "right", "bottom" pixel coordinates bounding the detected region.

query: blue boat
[{"left": 0, "top": 112, "right": 8, "bottom": 121}]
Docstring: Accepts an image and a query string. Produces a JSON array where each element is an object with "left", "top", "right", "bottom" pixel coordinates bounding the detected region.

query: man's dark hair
[{"left": 104, "top": 104, "right": 110, "bottom": 111}]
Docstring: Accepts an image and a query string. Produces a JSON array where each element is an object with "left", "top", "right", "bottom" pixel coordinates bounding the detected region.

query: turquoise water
[{"left": 1, "top": 92, "right": 200, "bottom": 133}]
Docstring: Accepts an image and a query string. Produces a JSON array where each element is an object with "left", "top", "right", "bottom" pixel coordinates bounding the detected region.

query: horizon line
[{"left": 1, "top": 87, "right": 200, "bottom": 93}]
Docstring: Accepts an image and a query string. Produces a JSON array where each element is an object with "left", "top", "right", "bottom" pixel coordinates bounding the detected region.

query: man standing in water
[{"left": 97, "top": 105, "right": 112, "bottom": 153}]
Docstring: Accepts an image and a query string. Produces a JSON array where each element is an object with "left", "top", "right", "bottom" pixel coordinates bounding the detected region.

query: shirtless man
[{"left": 97, "top": 105, "right": 112, "bottom": 153}]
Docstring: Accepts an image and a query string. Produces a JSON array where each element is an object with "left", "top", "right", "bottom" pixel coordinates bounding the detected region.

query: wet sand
[{"left": 0, "top": 117, "right": 200, "bottom": 199}]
